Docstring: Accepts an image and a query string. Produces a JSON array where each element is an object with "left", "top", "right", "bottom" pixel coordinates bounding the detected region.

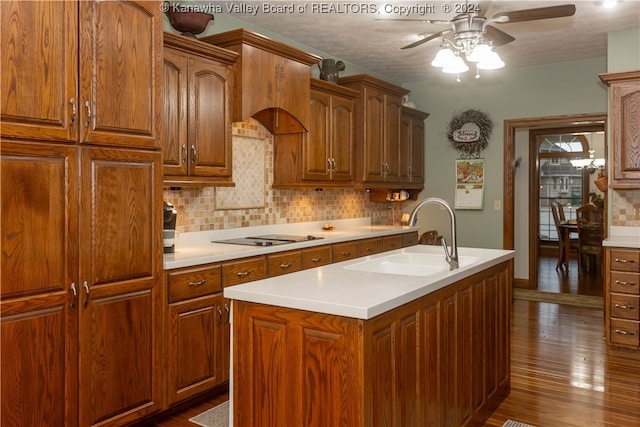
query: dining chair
[
  {"left": 555, "top": 201, "right": 566, "bottom": 221},
  {"left": 551, "top": 201, "right": 578, "bottom": 271},
  {"left": 576, "top": 204, "right": 604, "bottom": 274}
]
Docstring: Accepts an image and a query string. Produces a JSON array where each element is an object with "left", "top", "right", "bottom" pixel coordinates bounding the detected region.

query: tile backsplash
[
  {"left": 163, "top": 119, "right": 399, "bottom": 233},
  {"left": 611, "top": 189, "right": 640, "bottom": 226}
]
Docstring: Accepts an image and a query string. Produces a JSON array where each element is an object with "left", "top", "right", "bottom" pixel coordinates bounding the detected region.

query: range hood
[{"left": 201, "top": 29, "right": 321, "bottom": 135}]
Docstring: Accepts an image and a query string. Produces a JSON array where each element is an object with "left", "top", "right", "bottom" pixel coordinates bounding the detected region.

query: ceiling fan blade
[
  {"left": 484, "top": 25, "right": 515, "bottom": 47},
  {"left": 401, "top": 29, "right": 452, "bottom": 50},
  {"left": 491, "top": 4, "right": 576, "bottom": 23},
  {"left": 375, "top": 18, "right": 450, "bottom": 25}
]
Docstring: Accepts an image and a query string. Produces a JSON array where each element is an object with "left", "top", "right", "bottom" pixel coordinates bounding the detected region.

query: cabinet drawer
[
  {"left": 268, "top": 250, "right": 302, "bottom": 277},
  {"left": 333, "top": 241, "right": 360, "bottom": 263},
  {"left": 402, "top": 232, "right": 419, "bottom": 247},
  {"left": 359, "top": 238, "right": 383, "bottom": 256},
  {"left": 611, "top": 271, "right": 640, "bottom": 295},
  {"left": 302, "top": 245, "right": 332, "bottom": 269},
  {"left": 610, "top": 319, "right": 640, "bottom": 347},
  {"left": 383, "top": 235, "right": 403, "bottom": 252},
  {"left": 167, "top": 265, "right": 222, "bottom": 303},
  {"left": 222, "top": 256, "right": 267, "bottom": 286},
  {"left": 610, "top": 249, "right": 640, "bottom": 272},
  {"left": 610, "top": 294, "right": 640, "bottom": 320}
]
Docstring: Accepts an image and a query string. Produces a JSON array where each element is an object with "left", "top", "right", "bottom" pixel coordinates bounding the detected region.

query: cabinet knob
[
  {"left": 70, "top": 283, "right": 77, "bottom": 309},
  {"left": 188, "top": 279, "right": 206, "bottom": 287},
  {"left": 237, "top": 270, "right": 252, "bottom": 278},
  {"left": 69, "top": 99, "right": 76, "bottom": 126},
  {"left": 84, "top": 101, "right": 92, "bottom": 128},
  {"left": 82, "top": 281, "right": 90, "bottom": 308},
  {"left": 615, "top": 280, "right": 636, "bottom": 286}
]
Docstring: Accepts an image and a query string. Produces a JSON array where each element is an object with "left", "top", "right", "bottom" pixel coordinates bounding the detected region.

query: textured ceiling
[{"left": 223, "top": 1, "right": 640, "bottom": 82}]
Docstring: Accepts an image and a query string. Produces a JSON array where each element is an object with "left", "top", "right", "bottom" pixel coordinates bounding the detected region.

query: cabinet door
[
  {"left": 188, "top": 57, "right": 232, "bottom": 177},
  {"left": 0, "top": 1, "right": 78, "bottom": 142},
  {"left": 78, "top": 147, "right": 163, "bottom": 426},
  {"left": 610, "top": 79, "right": 640, "bottom": 186},
  {"left": 1, "top": 140, "right": 79, "bottom": 427},
  {"left": 303, "top": 91, "right": 332, "bottom": 181},
  {"left": 167, "top": 293, "right": 224, "bottom": 405},
  {"left": 409, "top": 118, "right": 425, "bottom": 183},
  {"left": 362, "top": 88, "right": 386, "bottom": 182},
  {"left": 331, "top": 96, "right": 355, "bottom": 181},
  {"left": 162, "top": 48, "right": 189, "bottom": 176},
  {"left": 79, "top": 0, "right": 162, "bottom": 148},
  {"left": 383, "top": 96, "right": 403, "bottom": 182}
]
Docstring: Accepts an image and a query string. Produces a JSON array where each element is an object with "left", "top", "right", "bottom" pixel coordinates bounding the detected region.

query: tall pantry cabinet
[{"left": 1, "top": 2, "right": 164, "bottom": 426}]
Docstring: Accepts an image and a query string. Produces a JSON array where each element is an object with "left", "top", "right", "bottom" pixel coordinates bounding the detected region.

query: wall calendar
[{"left": 455, "top": 159, "right": 485, "bottom": 210}]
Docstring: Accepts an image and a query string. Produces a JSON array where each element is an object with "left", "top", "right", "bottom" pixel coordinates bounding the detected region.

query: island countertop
[{"left": 224, "top": 244, "right": 514, "bottom": 319}]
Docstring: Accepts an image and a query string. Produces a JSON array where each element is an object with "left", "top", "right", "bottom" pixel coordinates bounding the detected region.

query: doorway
[{"left": 502, "top": 113, "right": 607, "bottom": 295}]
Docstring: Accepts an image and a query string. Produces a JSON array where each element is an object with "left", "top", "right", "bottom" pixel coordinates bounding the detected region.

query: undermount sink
[{"left": 344, "top": 252, "right": 479, "bottom": 277}]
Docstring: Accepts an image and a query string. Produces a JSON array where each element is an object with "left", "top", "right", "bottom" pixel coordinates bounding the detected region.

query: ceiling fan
[
  {"left": 379, "top": 4, "right": 576, "bottom": 77},
  {"left": 393, "top": 4, "right": 577, "bottom": 50}
]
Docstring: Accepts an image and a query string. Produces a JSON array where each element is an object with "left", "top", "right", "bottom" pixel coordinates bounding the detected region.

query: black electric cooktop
[{"left": 213, "top": 234, "right": 323, "bottom": 247}]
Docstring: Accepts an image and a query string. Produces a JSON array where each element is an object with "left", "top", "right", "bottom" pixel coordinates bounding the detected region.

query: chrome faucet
[{"left": 408, "top": 197, "right": 459, "bottom": 270}]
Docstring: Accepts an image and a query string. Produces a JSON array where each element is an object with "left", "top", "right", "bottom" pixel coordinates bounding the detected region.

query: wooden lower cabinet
[
  {"left": 605, "top": 247, "right": 640, "bottom": 352},
  {"left": 232, "top": 261, "right": 512, "bottom": 427},
  {"left": 166, "top": 292, "right": 226, "bottom": 405}
]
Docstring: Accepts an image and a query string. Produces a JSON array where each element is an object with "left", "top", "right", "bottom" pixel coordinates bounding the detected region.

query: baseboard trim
[{"left": 513, "top": 288, "right": 603, "bottom": 308}]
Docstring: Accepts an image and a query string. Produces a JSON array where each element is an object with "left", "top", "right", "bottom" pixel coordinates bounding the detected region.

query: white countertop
[
  {"left": 604, "top": 226, "right": 640, "bottom": 248},
  {"left": 223, "top": 244, "right": 514, "bottom": 320},
  {"left": 163, "top": 218, "right": 418, "bottom": 270}
]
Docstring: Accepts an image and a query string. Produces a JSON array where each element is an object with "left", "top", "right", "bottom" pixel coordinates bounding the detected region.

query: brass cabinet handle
[
  {"left": 70, "top": 283, "right": 77, "bottom": 309},
  {"left": 181, "top": 144, "right": 187, "bottom": 164},
  {"left": 224, "top": 303, "right": 230, "bottom": 324},
  {"left": 614, "top": 303, "right": 635, "bottom": 310},
  {"left": 366, "top": 247, "right": 375, "bottom": 253},
  {"left": 236, "top": 270, "right": 252, "bottom": 278},
  {"left": 342, "top": 251, "right": 351, "bottom": 257},
  {"left": 69, "top": 99, "right": 76, "bottom": 126},
  {"left": 311, "top": 257, "right": 321, "bottom": 263},
  {"left": 614, "top": 329, "right": 636, "bottom": 336},
  {"left": 330, "top": 158, "right": 337, "bottom": 172},
  {"left": 615, "top": 258, "right": 635, "bottom": 264},
  {"left": 84, "top": 101, "right": 91, "bottom": 128},
  {"left": 326, "top": 158, "right": 332, "bottom": 172},
  {"left": 188, "top": 279, "right": 206, "bottom": 287},
  {"left": 82, "top": 281, "right": 89, "bottom": 308},
  {"left": 615, "top": 280, "right": 636, "bottom": 286},
  {"left": 217, "top": 305, "right": 223, "bottom": 325},
  {"left": 280, "top": 262, "right": 292, "bottom": 269},
  {"left": 191, "top": 145, "right": 197, "bottom": 164}
]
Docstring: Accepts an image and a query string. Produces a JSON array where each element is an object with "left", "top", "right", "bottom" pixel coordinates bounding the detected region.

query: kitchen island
[{"left": 225, "top": 244, "right": 514, "bottom": 427}]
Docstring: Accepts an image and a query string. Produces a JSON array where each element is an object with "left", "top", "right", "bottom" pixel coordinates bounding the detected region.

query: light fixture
[
  {"left": 570, "top": 150, "right": 605, "bottom": 174},
  {"left": 430, "top": 31, "right": 504, "bottom": 80}
]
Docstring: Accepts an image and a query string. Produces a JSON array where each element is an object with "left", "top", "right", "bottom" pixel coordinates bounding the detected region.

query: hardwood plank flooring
[
  {"left": 537, "top": 254, "right": 604, "bottom": 297},
  {"left": 153, "top": 299, "right": 638, "bottom": 427},
  {"left": 484, "top": 300, "right": 640, "bottom": 427}
]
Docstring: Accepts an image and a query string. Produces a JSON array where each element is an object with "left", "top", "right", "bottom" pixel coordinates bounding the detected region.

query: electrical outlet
[{"left": 494, "top": 200, "right": 501, "bottom": 211}]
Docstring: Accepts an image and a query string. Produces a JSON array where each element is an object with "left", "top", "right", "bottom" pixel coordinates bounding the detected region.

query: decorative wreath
[{"left": 447, "top": 109, "right": 493, "bottom": 158}]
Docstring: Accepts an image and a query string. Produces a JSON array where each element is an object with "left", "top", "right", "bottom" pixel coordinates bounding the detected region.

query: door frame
[{"left": 502, "top": 113, "right": 607, "bottom": 289}]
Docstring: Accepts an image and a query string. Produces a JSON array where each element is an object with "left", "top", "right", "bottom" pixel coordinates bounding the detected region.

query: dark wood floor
[
  {"left": 537, "top": 253, "right": 604, "bottom": 297},
  {"left": 152, "top": 298, "right": 639, "bottom": 427}
]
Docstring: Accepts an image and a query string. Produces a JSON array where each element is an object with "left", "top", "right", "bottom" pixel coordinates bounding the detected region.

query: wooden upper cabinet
[
  {"left": 338, "top": 75, "right": 412, "bottom": 186},
  {"left": 201, "top": 29, "right": 321, "bottom": 134},
  {"left": 1, "top": 0, "right": 162, "bottom": 149},
  {"left": 600, "top": 70, "right": 640, "bottom": 189},
  {"left": 302, "top": 79, "right": 357, "bottom": 182},
  {"left": 401, "top": 107, "right": 429, "bottom": 184},
  {"left": 162, "top": 33, "right": 238, "bottom": 186},
  {"left": 1, "top": 1, "right": 78, "bottom": 142}
]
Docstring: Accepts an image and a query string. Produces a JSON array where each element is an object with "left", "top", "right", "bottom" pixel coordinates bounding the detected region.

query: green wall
[{"left": 403, "top": 58, "right": 608, "bottom": 248}]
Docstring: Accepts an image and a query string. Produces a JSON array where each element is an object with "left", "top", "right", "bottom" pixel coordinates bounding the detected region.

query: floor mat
[{"left": 188, "top": 401, "right": 229, "bottom": 427}]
